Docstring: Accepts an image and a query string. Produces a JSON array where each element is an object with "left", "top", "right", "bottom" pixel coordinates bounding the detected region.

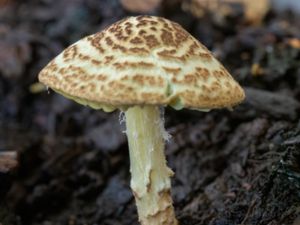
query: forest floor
[{"left": 0, "top": 1, "right": 300, "bottom": 225}]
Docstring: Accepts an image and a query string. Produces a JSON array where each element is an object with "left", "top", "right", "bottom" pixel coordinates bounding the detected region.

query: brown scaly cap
[{"left": 39, "top": 15, "right": 245, "bottom": 111}]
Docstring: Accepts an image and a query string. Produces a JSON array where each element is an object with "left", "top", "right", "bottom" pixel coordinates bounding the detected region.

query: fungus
[{"left": 38, "top": 15, "right": 245, "bottom": 225}]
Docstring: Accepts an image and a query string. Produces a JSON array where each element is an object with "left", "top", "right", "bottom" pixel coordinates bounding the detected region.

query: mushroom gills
[
  {"left": 54, "top": 88, "right": 210, "bottom": 112},
  {"left": 53, "top": 89, "right": 117, "bottom": 112},
  {"left": 169, "top": 97, "right": 184, "bottom": 110}
]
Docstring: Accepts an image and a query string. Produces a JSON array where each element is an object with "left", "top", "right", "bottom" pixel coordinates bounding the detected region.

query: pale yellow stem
[{"left": 125, "top": 106, "right": 178, "bottom": 225}]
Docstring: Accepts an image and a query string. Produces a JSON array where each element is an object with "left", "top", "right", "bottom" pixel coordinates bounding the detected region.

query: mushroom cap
[{"left": 39, "top": 15, "right": 245, "bottom": 112}]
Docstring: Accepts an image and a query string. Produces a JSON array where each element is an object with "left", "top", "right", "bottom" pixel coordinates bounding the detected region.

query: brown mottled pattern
[{"left": 38, "top": 16, "right": 245, "bottom": 111}]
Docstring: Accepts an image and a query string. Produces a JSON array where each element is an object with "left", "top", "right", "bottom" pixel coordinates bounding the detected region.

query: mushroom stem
[{"left": 125, "top": 105, "right": 178, "bottom": 225}]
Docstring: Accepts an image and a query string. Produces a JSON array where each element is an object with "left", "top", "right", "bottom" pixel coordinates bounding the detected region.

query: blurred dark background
[{"left": 0, "top": 0, "right": 300, "bottom": 224}]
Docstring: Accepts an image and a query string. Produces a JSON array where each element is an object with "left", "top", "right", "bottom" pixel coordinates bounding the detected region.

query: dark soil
[{"left": 1, "top": 1, "right": 300, "bottom": 225}]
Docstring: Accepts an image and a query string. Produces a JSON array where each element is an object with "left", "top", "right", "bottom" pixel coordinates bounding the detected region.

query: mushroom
[{"left": 38, "top": 15, "right": 245, "bottom": 225}]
